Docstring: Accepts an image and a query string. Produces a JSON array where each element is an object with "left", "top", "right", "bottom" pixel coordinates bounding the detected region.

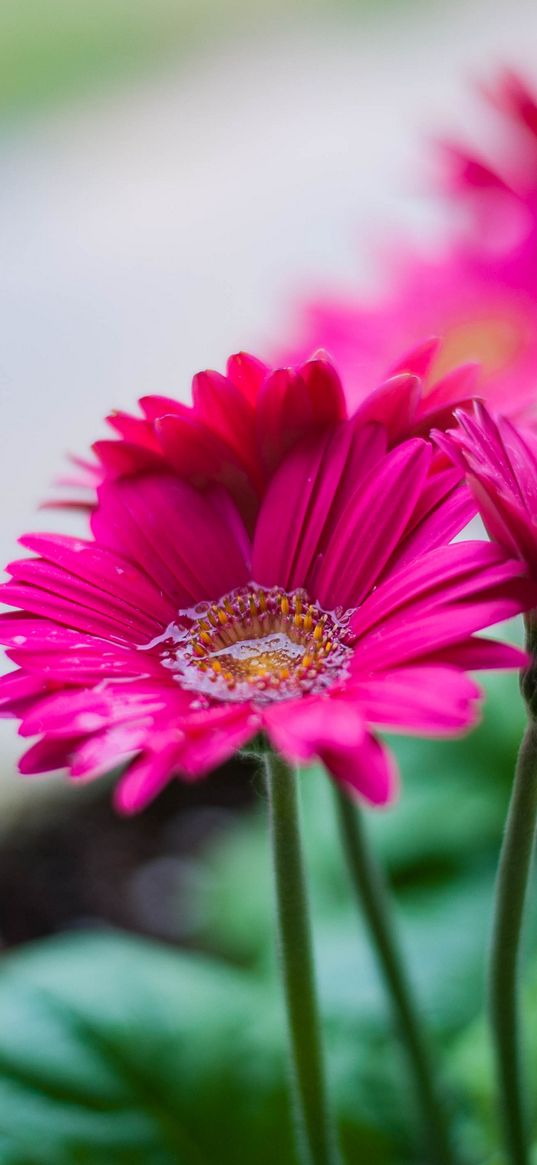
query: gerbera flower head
[
  {"left": 1, "top": 355, "right": 531, "bottom": 814},
  {"left": 438, "top": 403, "right": 537, "bottom": 583},
  {"left": 283, "top": 71, "right": 537, "bottom": 424}
]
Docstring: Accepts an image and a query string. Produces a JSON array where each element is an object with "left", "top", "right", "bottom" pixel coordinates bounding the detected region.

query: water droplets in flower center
[{"left": 148, "top": 584, "right": 355, "bottom": 704}]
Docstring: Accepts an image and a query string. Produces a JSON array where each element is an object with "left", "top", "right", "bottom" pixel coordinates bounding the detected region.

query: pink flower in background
[
  {"left": 438, "top": 403, "right": 537, "bottom": 581},
  {"left": 0, "top": 369, "right": 529, "bottom": 813},
  {"left": 283, "top": 71, "right": 537, "bottom": 422},
  {"left": 58, "top": 349, "right": 477, "bottom": 521},
  {"left": 444, "top": 71, "right": 537, "bottom": 237}
]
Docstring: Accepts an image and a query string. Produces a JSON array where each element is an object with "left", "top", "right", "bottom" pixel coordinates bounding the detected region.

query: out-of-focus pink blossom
[{"left": 284, "top": 72, "right": 537, "bottom": 423}]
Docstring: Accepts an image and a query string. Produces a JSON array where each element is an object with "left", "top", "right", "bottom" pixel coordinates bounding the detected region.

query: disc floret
[{"left": 155, "top": 584, "right": 355, "bottom": 704}]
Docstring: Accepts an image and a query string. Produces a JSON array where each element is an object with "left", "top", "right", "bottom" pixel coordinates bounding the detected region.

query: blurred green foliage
[
  {"left": 0, "top": 0, "right": 336, "bottom": 119},
  {"left": 0, "top": 0, "right": 226, "bottom": 117},
  {"left": 0, "top": 672, "right": 535, "bottom": 1163}
]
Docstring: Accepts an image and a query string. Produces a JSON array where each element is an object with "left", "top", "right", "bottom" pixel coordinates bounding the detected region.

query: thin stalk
[
  {"left": 333, "top": 785, "right": 456, "bottom": 1165},
  {"left": 264, "top": 750, "right": 340, "bottom": 1165},
  {"left": 489, "top": 630, "right": 537, "bottom": 1165}
]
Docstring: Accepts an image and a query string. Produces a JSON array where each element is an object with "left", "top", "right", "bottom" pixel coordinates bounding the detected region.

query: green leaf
[
  {"left": 0, "top": 931, "right": 391, "bottom": 1165},
  {"left": 0, "top": 931, "right": 296, "bottom": 1165}
]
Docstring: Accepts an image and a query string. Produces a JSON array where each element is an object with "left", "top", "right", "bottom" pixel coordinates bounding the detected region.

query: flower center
[
  {"left": 430, "top": 312, "right": 528, "bottom": 382},
  {"left": 153, "top": 584, "right": 354, "bottom": 704}
]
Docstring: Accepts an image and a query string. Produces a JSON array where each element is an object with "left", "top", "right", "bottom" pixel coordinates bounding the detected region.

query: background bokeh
[{"left": 1, "top": 2, "right": 537, "bottom": 1162}]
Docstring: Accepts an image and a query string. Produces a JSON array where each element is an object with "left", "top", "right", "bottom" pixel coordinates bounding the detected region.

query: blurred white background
[{"left": 1, "top": 0, "right": 536, "bottom": 782}]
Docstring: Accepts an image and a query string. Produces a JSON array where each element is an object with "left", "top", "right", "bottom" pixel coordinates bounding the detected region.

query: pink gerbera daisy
[
  {"left": 283, "top": 71, "right": 537, "bottom": 423},
  {"left": 0, "top": 368, "right": 530, "bottom": 814}
]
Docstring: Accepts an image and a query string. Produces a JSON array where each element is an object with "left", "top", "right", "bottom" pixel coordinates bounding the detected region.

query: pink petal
[
  {"left": 93, "top": 439, "right": 164, "bottom": 477},
  {"left": 18, "top": 684, "right": 173, "bottom": 739},
  {"left": 109, "top": 704, "right": 258, "bottom": 810},
  {"left": 91, "top": 473, "right": 251, "bottom": 605},
  {"left": 114, "top": 743, "right": 183, "bottom": 814},
  {"left": 19, "top": 534, "right": 174, "bottom": 627},
  {"left": 226, "top": 351, "right": 269, "bottom": 405},
  {"left": 323, "top": 732, "right": 399, "bottom": 806},
  {"left": 412, "top": 636, "right": 528, "bottom": 671},
  {"left": 385, "top": 483, "right": 476, "bottom": 575},
  {"left": 351, "top": 540, "right": 528, "bottom": 638},
  {"left": 155, "top": 413, "right": 258, "bottom": 526},
  {"left": 4, "top": 560, "right": 159, "bottom": 643},
  {"left": 106, "top": 410, "right": 162, "bottom": 452},
  {"left": 192, "top": 369, "right": 261, "bottom": 488},
  {"left": 0, "top": 669, "right": 46, "bottom": 710},
  {"left": 139, "top": 395, "right": 187, "bottom": 421},
  {"left": 388, "top": 337, "right": 441, "bottom": 379},
  {"left": 19, "top": 736, "right": 80, "bottom": 775},
  {"left": 252, "top": 420, "right": 387, "bottom": 589},
  {"left": 419, "top": 362, "right": 479, "bottom": 413},
  {"left": 344, "top": 666, "right": 482, "bottom": 734},
  {"left": 352, "top": 372, "right": 422, "bottom": 441},
  {"left": 173, "top": 703, "right": 260, "bottom": 777},
  {"left": 315, "top": 439, "right": 433, "bottom": 608},
  {"left": 256, "top": 356, "right": 346, "bottom": 474},
  {"left": 7, "top": 645, "right": 161, "bottom": 685},
  {"left": 0, "top": 581, "right": 151, "bottom": 646},
  {"left": 69, "top": 721, "right": 148, "bottom": 778},
  {"left": 263, "top": 695, "right": 365, "bottom": 762}
]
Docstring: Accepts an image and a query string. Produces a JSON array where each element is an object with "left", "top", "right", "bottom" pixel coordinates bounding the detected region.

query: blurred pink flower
[
  {"left": 284, "top": 72, "right": 537, "bottom": 422},
  {"left": 0, "top": 359, "right": 529, "bottom": 813},
  {"left": 444, "top": 70, "right": 537, "bottom": 237}
]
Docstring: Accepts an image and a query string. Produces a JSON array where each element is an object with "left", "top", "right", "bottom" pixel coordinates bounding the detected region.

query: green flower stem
[
  {"left": 333, "top": 786, "right": 456, "bottom": 1165},
  {"left": 264, "top": 750, "right": 340, "bottom": 1165},
  {"left": 489, "top": 615, "right": 537, "bottom": 1165}
]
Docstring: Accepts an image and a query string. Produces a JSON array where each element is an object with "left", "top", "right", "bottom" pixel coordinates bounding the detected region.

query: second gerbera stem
[
  {"left": 264, "top": 750, "right": 341, "bottom": 1165},
  {"left": 489, "top": 615, "right": 537, "bottom": 1165},
  {"left": 489, "top": 718, "right": 537, "bottom": 1165},
  {"left": 333, "top": 786, "right": 456, "bottom": 1165}
]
